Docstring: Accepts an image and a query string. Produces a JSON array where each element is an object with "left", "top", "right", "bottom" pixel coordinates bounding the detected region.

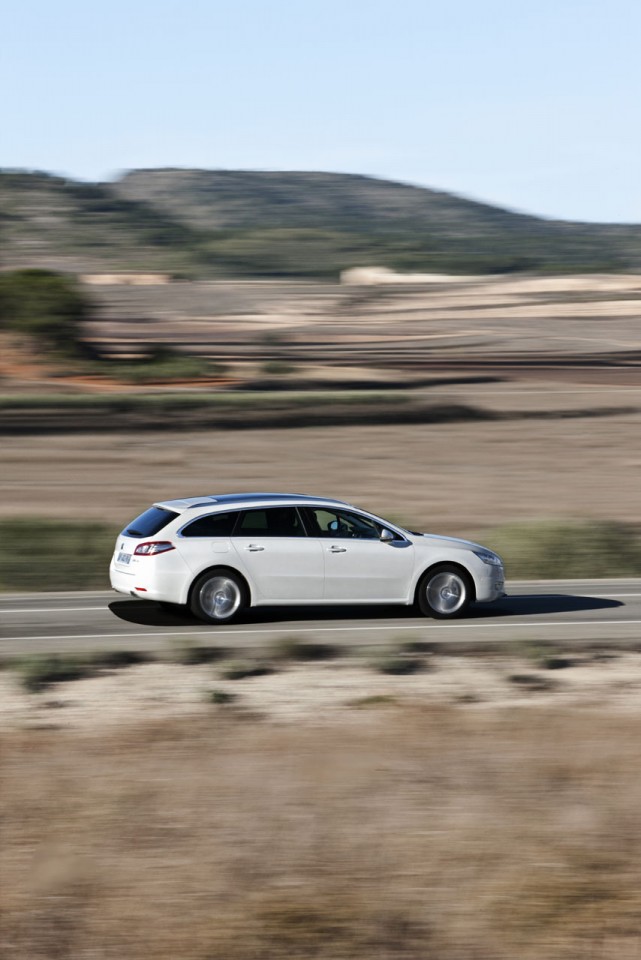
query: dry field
[
  {"left": 5, "top": 648, "right": 641, "bottom": 959},
  {"left": 1, "top": 409, "right": 640, "bottom": 534},
  {"left": 1, "top": 272, "right": 640, "bottom": 530}
]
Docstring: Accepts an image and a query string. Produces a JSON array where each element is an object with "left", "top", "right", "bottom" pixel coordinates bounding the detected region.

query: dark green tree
[{"left": 0, "top": 269, "right": 93, "bottom": 355}]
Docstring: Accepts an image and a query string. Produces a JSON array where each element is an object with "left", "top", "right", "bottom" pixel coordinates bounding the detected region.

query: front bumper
[{"left": 475, "top": 565, "right": 505, "bottom": 603}]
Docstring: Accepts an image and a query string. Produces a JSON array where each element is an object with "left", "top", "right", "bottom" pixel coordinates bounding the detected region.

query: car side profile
[{"left": 109, "top": 493, "right": 505, "bottom": 622}]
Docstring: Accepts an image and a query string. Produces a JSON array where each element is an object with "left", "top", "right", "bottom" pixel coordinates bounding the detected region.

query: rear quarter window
[
  {"left": 124, "top": 506, "right": 179, "bottom": 538},
  {"left": 181, "top": 512, "right": 238, "bottom": 538}
]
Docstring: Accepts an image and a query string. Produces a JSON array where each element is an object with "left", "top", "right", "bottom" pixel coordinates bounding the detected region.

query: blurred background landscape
[{"left": 1, "top": 166, "right": 641, "bottom": 589}]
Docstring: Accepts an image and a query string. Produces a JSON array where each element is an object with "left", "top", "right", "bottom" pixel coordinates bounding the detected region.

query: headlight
[{"left": 473, "top": 550, "right": 503, "bottom": 567}]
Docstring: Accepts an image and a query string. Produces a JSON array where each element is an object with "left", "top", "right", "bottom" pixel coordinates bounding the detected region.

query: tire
[
  {"left": 417, "top": 565, "right": 472, "bottom": 619},
  {"left": 190, "top": 569, "right": 247, "bottom": 624}
]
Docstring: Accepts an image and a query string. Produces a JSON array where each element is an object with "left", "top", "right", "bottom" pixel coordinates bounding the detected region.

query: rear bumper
[{"left": 109, "top": 557, "right": 187, "bottom": 604}]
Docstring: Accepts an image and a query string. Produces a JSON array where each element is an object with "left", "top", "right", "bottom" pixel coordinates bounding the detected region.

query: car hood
[{"left": 413, "top": 532, "right": 486, "bottom": 553}]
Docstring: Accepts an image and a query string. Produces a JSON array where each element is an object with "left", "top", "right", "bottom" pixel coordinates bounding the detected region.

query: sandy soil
[{"left": 4, "top": 649, "right": 641, "bottom": 731}]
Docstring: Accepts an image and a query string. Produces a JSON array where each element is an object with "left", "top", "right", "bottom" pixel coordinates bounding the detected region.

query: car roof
[{"left": 154, "top": 492, "right": 350, "bottom": 513}]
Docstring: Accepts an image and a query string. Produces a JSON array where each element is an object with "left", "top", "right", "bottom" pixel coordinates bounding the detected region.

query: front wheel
[
  {"left": 190, "top": 570, "right": 247, "bottom": 624},
  {"left": 417, "top": 566, "right": 472, "bottom": 619}
]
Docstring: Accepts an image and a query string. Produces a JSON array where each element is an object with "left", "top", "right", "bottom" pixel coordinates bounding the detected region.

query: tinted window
[
  {"left": 182, "top": 511, "right": 238, "bottom": 538},
  {"left": 306, "top": 507, "right": 381, "bottom": 540},
  {"left": 124, "top": 506, "right": 179, "bottom": 538},
  {"left": 236, "top": 507, "right": 306, "bottom": 537}
]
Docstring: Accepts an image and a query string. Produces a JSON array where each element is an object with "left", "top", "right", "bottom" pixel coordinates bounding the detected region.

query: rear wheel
[
  {"left": 190, "top": 570, "right": 247, "bottom": 624},
  {"left": 417, "top": 565, "right": 472, "bottom": 619}
]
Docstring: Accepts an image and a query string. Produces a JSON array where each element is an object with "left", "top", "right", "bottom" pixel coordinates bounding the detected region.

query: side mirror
[{"left": 380, "top": 528, "right": 396, "bottom": 542}]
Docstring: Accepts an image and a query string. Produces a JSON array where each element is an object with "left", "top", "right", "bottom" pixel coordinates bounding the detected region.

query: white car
[{"left": 109, "top": 493, "right": 505, "bottom": 623}]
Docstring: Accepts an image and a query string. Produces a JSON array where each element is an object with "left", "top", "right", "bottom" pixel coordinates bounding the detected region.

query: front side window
[
  {"left": 305, "top": 507, "right": 381, "bottom": 540},
  {"left": 182, "top": 511, "right": 238, "bottom": 538},
  {"left": 235, "top": 507, "right": 306, "bottom": 537}
]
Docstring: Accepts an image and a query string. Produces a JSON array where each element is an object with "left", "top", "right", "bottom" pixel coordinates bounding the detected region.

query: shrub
[
  {"left": 369, "top": 653, "right": 423, "bottom": 676},
  {"left": 348, "top": 695, "right": 398, "bottom": 708},
  {"left": 0, "top": 269, "right": 93, "bottom": 355},
  {"left": 209, "top": 689, "right": 237, "bottom": 705},
  {"left": 0, "top": 519, "right": 117, "bottom": 591},
  {"left": 482, "top": 519, "right": 641, "bottom": 579},
  {"left": 269, "top": 637, "right": 338, "bottom": 662},
  {"left": 507, "top": 673, "right": 555, "bottom": 692},
  {"left": 169, "top": 640, "right": 226, "bottom": 665},
  {"left": 11, "top": 655, "right": 93, "bottom": 692},
  {"left": 220, "top": 660, "right": 274, "bottom": 681}
]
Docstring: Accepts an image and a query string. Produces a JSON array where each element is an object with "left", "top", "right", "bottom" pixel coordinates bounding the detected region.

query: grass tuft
[
  {"left": 11, "top": 655, "right": 94, "bottom": 692},
  {"left": 168, "top": 639, "right": 227, "bottom": 665},
  {"left": 348, "top": 694, "right": 398, "bottom": 708},
  {"left": 208, "top": 689, "right": 237, "bottom": 705},
  {"left": 369, "top": 652, "right": 423, "bottom": 676},
  {"left": 507, "top": 672, "right": 556, "bottom": 692},
  {"left": 220, "top": 660, "right": 274, "bottom": 681},
  {"left": 268, "top": 636, "right": 339, "bottom": 662}
]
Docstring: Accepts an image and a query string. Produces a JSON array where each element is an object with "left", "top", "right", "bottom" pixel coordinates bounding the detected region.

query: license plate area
[{"left": 117, "top": 551, "right": 131, "bottom": 565}]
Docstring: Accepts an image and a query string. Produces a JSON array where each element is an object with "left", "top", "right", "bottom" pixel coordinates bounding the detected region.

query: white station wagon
[{"left": 110, "top": 493, "right": 505, "bottom": 623}]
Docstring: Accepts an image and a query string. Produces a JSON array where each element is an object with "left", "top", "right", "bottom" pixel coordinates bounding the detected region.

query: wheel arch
[
  {"left": 413, "top": 560, "right": 477, "bottom": 605},
  {"left": 187, "top": 564, "right": 252, "bottom": 608}
]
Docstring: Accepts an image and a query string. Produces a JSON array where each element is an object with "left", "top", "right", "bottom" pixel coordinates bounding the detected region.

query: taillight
[{"left": 134, "top": 541, "right": 176, "bottom": 556}]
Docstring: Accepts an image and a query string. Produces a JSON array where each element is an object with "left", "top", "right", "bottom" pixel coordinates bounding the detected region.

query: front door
[{"left": 303, "top": 507, "right": 415, "bottom": 602}]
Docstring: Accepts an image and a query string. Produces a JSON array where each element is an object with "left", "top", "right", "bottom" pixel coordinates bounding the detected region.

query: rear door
[{"left": 231, "top": 507, "right": 323, "bottom": 601}]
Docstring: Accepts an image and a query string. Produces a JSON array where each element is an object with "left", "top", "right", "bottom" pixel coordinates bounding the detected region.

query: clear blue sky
[{"left": 3, "top": 0, "right": 640, "bottom": 222}]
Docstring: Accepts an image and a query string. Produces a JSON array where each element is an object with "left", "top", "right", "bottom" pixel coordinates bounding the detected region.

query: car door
[
  {"left": 303, "top": 507, "right": 415, "bottom": 602},
  {"left": 231, "top": 506, "right": 324, "bottom": 602}
]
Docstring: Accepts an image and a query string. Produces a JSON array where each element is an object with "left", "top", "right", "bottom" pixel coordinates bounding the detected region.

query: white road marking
[
  {"left": 2, "top": 607, "right": 111, "bottom": 614},
  {"left": 4, "top": 619, "right": 641, "bottom": 643},
  {"left": 0, "top": 598, "right": 111, "bottom": 613}
]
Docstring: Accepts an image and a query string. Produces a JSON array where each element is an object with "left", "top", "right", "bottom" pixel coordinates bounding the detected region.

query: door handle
[
  {"left": 329, "top": 545, "right": 347, "bottom": 553},
  {"left": 246, "top": 544, "right": 265, "bottom": 552}
]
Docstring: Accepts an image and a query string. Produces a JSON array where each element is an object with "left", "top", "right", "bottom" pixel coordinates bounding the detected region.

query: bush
[
  {"left": 0, "top": 519, "right": 117, "bottom": 591},
  {"left": 209, "top": 689, "right": 237, "bottom": 705},
  {"left": 10, "top": 649, "right": 152, "bottom": 692},
  {"left": 220, "top": 660, "right": 274, "bottom": 681},
  {"left": 169, "top": 639, "right": 226, "bottom": 665},
  {"left": 369, "top": 653, "right": 423, "bottom": 676},
  {"left": 482, "top": 520, "right": 641, "bottom": 579},
  {"left": 11, "top": 654, "right": 94, "bottom": 692},
  {"left": 0, "top": 269, "right": 93, "bottom": 355},
  {"left": 269, "top": 637, "right": 339, "bottom": 662}
]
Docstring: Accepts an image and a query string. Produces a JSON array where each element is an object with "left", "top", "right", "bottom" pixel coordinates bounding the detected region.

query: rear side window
[
  {"left": 181, "top": 512, "right": 238, "bottom": 538},
  {"left": 235, "top": 507, "right": 306, "bottom": 537},
  {"left": 124, "top": 506, "right": 179, "bottom": 538}
]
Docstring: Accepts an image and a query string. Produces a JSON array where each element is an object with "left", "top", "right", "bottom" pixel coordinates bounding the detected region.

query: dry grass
[{"left": 4, "top": 707, "right": 641, "bottom": 958}]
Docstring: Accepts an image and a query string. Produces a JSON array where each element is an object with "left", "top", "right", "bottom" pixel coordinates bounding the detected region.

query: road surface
[{"left": 1, "top": 579, "right": 640, "bottom": 656}]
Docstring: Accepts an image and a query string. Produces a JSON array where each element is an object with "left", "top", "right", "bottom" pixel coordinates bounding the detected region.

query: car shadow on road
[
  {"left": 474, "top": 594, "right": 623, "bottom": 618},
  {"left": 108, "top": 593, "right": 624, "bottom": 628}
]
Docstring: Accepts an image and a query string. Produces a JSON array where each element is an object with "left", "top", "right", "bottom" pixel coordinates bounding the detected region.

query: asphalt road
[{"left": 1, "top": 579, "right": 640, "bottom": 656}]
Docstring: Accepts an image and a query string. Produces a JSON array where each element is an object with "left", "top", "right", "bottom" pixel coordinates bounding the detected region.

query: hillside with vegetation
[{"left": 3, "top": 167, "right": 641, "bottom": 277}]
